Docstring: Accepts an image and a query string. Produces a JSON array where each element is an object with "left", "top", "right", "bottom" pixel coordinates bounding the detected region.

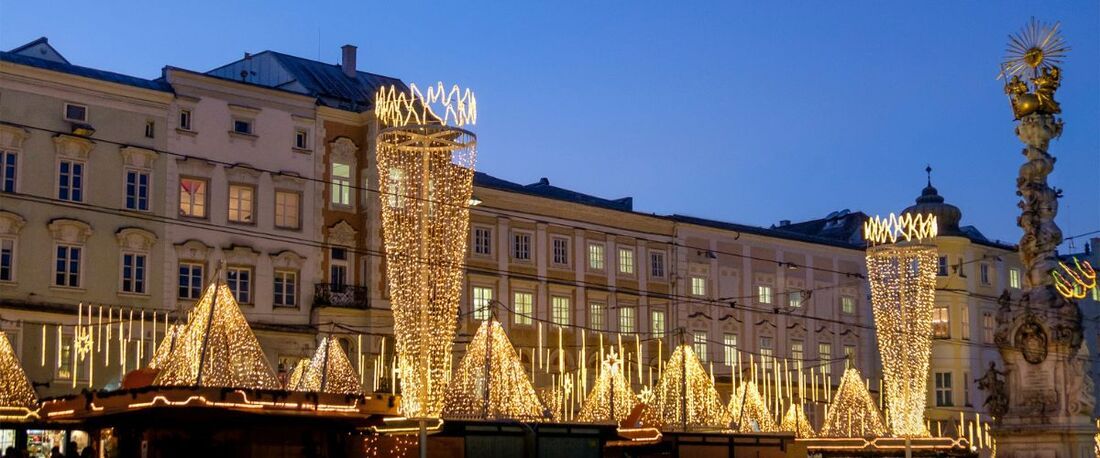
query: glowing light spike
[
  {"left": 728, "top": 380, "right": 777, "bottom": 432},
  {"left": 0, "top": 331, "right": 37, "bottom": 411},
  {"left": 291, "top": 336, "right": 362, "bottom": 395},
  {"left": 148, "top": 324, "right": 183, "bottom": 370},
  {"left": 641, "top": 344, "right": 731, "bottom": 431},
  {"left": 820, "top": 368, "right": 888, "bottom": 438},
  {"left": 577, "top": 348, "right": 639, "bottom": 424},
  {"left": 779, "top": 403, "right": 816, "bottom": 438},
  {"left": 286, "top": 358, "right": 309, "bottom": 390},
  {"left": 443, "top": 320, "right": 547, "bottom": 422}
]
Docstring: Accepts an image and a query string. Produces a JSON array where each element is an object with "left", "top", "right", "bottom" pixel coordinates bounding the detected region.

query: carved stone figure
[
  {"left": 975, "top": 362, "right": 1009, "bottom": 422},
  {"left": 1015, "top": 320, "right": 1048, "bottom": 364}
]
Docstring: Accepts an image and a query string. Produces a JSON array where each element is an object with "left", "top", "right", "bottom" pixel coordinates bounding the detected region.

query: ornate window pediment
[
  {"left": 174, "top": 239, "right": 212, "bottom": 261},
  {"left": 327, "top": 220, "right": 357, "bottom": 247},
  {"left": 115, "top": 227, "right": 157, "bottom": 251},
  {"left": 47, "top": 218, "right": 92, "bottom": 244},
  {"left": 0, "top": 211, "right": 26, "bottom": 236},
  {"left": 0, "top": 124, "right": 29, "bottom": 150},
  {"left": 329, "top": 137, "right": 358, "bottom": 165},
  {"left": 273, "top": 172, "right": 306, "bottom": 190},
  {"left": 223, "top": 244, "right": 260, "bottom": 265},
  {"left": 226, "top": 163, "right": 262, "bottom": 183},
  {"left": 53, "top": 134, "right": 95, "bottom": 160},
  {"left": 271, "top": 250, "right": 305, "bottom": 270},
  {"left": 120, "top": 146, "right": 157, "bottom": 169}
]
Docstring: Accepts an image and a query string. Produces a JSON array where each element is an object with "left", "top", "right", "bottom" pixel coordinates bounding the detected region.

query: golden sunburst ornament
[{"left": 1001, "top": 18, "right": 1069, "bottom": 79}]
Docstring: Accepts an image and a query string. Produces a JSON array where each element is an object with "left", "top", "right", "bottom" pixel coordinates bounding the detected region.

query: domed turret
[{"left": 901, "top": 166, "right": 963, "bottom": 236}]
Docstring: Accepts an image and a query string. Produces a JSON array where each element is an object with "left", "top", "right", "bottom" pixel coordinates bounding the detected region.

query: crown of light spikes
[
  {"left": 443, "top": 320, "right": 547, "bottom": 422},
  {"left": 820, "top": 368, "right": 888, "bottom": 438},
  {"left": 641, "top": 344, "right": 731, "bottom": 431},
  {"left": 0, "top": 331, "right": 37, "bottom": 415},
  {"left": 780, "top": 403, "right": 816, "bottom": 438},
  {"left": 152, "top": 282, "right": 280, "bottom": 389},
  {"left": 290, "top": 336, "right": 362, "bottom": 395},
  {"left": 727, "top": 380, "right": 777, "bottom": 433},
  {"left": 578, "top": 348, "right": 639, "bottom": 424}
]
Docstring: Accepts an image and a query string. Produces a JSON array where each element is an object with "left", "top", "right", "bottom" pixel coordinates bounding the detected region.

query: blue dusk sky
[{"left": 1, "top": 1, "right": 1097, "bottom": 249}]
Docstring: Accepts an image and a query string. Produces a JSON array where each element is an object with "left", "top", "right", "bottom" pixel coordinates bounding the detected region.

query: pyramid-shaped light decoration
[
  {"left": 538, "top": 386, "right": 565, "bottom": 422},
  {"left": 641, "top": 344, "right": 731, "bottom": 431},
  {"left": 292, "top": 336, "right": 362, "bottom": 395},
  {"left": 864, "top": 213, "right": 937, "bottom": 437},
  {"left": 152, "top": 282, "right": 280, "bottom": 389},
  {"left": 779, "top": 403, "right": 816, "bottom": 438},
  {"left": 577, "top": 348, "right": 639, "bottom": 424},
  {"left": 443, "top": 319, "right": 546, "bottom": 422},
  {"left": 0, "top": 331, "right": 37, "bottom": 420},
  {"left": 728, "top": 380, "right": 777, "bottom": 433},
  {"left": 148, "top": 324, "right": 184, "bottom": 370},
  {"left": 286, "top": 358, "right": 309, "bottom": 390},
  {"left": 376, "top": 83, "right": 477, "bottom": 419},
  {"left": 820, "top": 368, "right": 888, "bottom": 438}
]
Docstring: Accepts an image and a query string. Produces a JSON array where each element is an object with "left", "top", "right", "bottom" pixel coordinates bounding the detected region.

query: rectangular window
[
  {"left": 724, "top": 334, "right": 738, "bottom": 363},
  {"left": 935, "top": 372, "right": 953, "bottom": 407},
  {"left": 551, "top": 296, "right": 570, "bottom": 325},
  {"left": 386, "top": 168, "right": 404, "bottom": 208},
  {"left": 844, "top": 345, "right": 856, "bottom": 367},
  {"left": 618, "top": 248, "right": 634, "bottom": 274},
  {"left": 331, "top": 163, "right": 351, "bottom": 206},
  {"left": 618, "top": 306, "right": 635, "bottom": 333},
  {"left": 513, "top": 292, "right": 533, "bottom": 325},
  {"left": 0, "top": 239, "right": 12, "bottom": 281},
  {"left": 819, "top": 343, "right": 832, "bottom": 376},
  {"left": 294, "top": 129, "right": 309, "bottom": 149},
  {"left": 54, "top": 245, "right": 81, "bottom": 287},
  {"left": 650, "top": 251, "right": 665, "bottom": 278},
  {"left": 512, "top": 232, "right": 531, "bottom": 261},
  {"left": 760, "top": 337, "right": 774, "bottom": 370},
  {"left": 64, "top": 103, "right": 88, "bottom": 122},
  {"left": 589, "top": 302, "right": 605, "bottom": 330},
  {"left": 651, "top": 309, "right": 666, "bottom": 336},
  {"left": 791, "top": 340, "right": 804, "bottom": 362},
  {"left": 552, "top": 237, "right": 569, "bottom": 265},
  {"left": 179, "top": 177, "right": 207, "bottom": 218},
  {"left": 227, "top": 184, "right": 255, "bottom": 223},
  {"left": 473, "top": 227, "right": 493, "bottom": 256},
  {"left": 120, "top": 252, "right": 146, "bottom": 294},
  {"left": 57, "top": 160, "right": 84, "bottom": 202},
  {"left": 982, "top": 312, "right": 995, "bottom": 344},
  {"left": 179, "top": 109, "right": 192, "bottom": 130},
  {"left": 788, "top": 290, "right": 803, "bottom": 308},
  {"left": 273, "top": 270, "right": 297, "bottom": 307},
  {"left": 1, "top": 150, "right": 16, "bottom": 192},
  {"left": 588, "top": 243, "right": 605, "bottom": 270},
  {"left": 980, "top": 263, "right": 990, "bottom": 285},
  {"left": 472, "top": 286, "right": 493, "bottom": 321},
  {"left": 145, "top": 120, "right": 155, "bottom": 138},
  {"left": 694, "top": 331, "right": 709, "bottom": 362},
  {"left": 227, "top": 267, "right": 252, "bottom": 304},
  {"left": 938, "top": 256, "right": 948, "bottom": 276},
  {"left": 1009, "top": 268, "right": 1021, "bottom": 289},
  {"left": 933, "top": 305, "right": 950, "bottom": 338},
  {"left": 841, "top": 296, "right": 856, "bottom": 314},
  {"left": 125, "top": 170, "right": 150, "bottom": 211},
  {"left": 274, "top": 191, "right": 301, "bottom": 229},
  {"left": 963, "top": 371, "right": 970, "bottom": 406},
  {"left": 691, "top": 276, "right": 707, "bottom": 296},
  {"left": 330, "top": 247, "right": 348, "bottom": 289},
  {"left": 961, "top": 304, "right": 971, "bottom": 340},
  {"left": 757, "top": 285, "right": 773, "bottom": 304},
  {"left": 232, "top": 119, "right": 253, "bottom": 135},
  {"left": 178, "top": 262, "right": 203, "bottom": 299}
]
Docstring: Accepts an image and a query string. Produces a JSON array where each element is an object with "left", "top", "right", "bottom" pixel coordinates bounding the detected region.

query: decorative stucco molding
[
  {"left": 53, "top": 134, "right": 95, "bottom": 160},
  {"left": 115, "top": 227, "right": 157, "bottom": 251},
  {"left": 327, "top": 220, "right": 357, "bottom": 247},
  {"left": 174, "top": 239, "right": 212, "bottom": 261},
  {"left": 0, "top": 211, "right": 27, "bottom": 236},
  {"left": 120, "top": 146, "right": 157, "bottom": 169},
  {"left": 223, "top": 244, "right": 260, "bottom": 265},
  {"left": 47, "top": 218, "right": 92, "bottom": 244},
  {"left": 329, "top": 137, "right": 358, "bottom": 165},
  {"left": 271, "top": 250, "right": 305, "bottom": 270},
  {"left": 225, "top": 163, "right": 263, "bottom": 183},
  {"left": 0, "top": 124, "right": 29, "bottom": 150}
]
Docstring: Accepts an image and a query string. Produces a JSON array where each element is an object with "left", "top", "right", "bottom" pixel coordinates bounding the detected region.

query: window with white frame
[
  {"left": 274, "top": 270, "right": 298, "bottom": 307},
  {"left": 934, "top": 372, "right": 953, "bottom": 406},
  {"left": 513, "top": 232, "right": 531, "bottom": 261},
  {"left": 513, "top": 291, "right": 533, "bottom": 325},
  {"left": 473, "top": 227, "right": 493, "bottom": 256},
  {"left": 757, "top": 285, "right": 773, "bottom": 304},
  {"left": 124, "top": 169, "right": 150, "bottom": 211},
  {"left": 691, "top": 276, "right": 707, "bottom": 296},
  {"left": 760, "top": 336, "right": 774, "bottom": 370},
  {"left": 982, "top": 312, "right": 995, "bottom": 343},
  {"left": 618, "top": 306, "right": 635, "bottom": 333},
  {"left": 178, "top": 262, "right": 204, "bottom": 299},
  {"left": 227, "top": 184, "right": 255, "bottom": 223},
  {"left": 844, "top": 345, "right": 856, "bottom": 367},
  {"left": 227, "top": 266, "right": 252, "bottom": 304},
  {"left": 819, "top": 342, "right": 832, "bottom": 376},
  {"left": 120, "top": 252, "right": 146, "bottom": 294},
  {"left": 723, "top": 334, "right": 738, "bottom": 363},
  {"left": 330, "top": 248, "right": 348, "bottom": 288},
  {"left": 145, "top": 120, "right": 155, "bottom": 138},
  {"left": 294, "top": 129, "right": 309, "bottom": 149},
  {"left": 274, "top": 191, "right": 301, "bottom": 229},
  {"left": 1, "top": 150, "right": 16, "bottom": 192},
  {"left": 694, "top": 331, "right": 709, "bottom": 362},
  {"left": 651, "top": 309, "right": 665, "bottom": 336},
  {"left": 933, "top": 305, "right": 950, "bottom": 338},
  {"left": 54, "top": 245, "right": 81, "bottom": 288},
  {"left": 472, "top": 286, "right": 493, "bottom": 321},
  {"left": 963, "top": 371, "right": 971, "bottom": 406},
  {"left": 961, "top": 304, "right": 970, "bottom": 340},
  {"left": 552, "top": 237, "right": 569, "bottom": 265},
  {"left": 589, "top": 302, "right": 605, "bottom": 330},
  {"left": 179, "top": 177, "right": 207, "bottom": 218},
  {"left": 551, "top": 296, "right": 570, "bottom": 325},
  {"left": 232, "top": 118, "right": 253, "bottom": 135},
  {"left": 386, "top": 168, "right": 405, "bottom": 208},
  {"left": 1009, "top": 268, "right": 1021, "bottom": 289},
  {"left": 57, "top": 160, "right": 84, "bottom": 202},
  {"left": 788, "top": 290, "right": 803, "bottom": 308},
  {"left": 618, "top": 247, "right": 634, "bottom": 275},
  {"left": 588, "top": 243, "right": 605, "bottom": 270},
  {"left": 841, "top": 295, "right": 856, "bottom": 314},
  {"left": 331, "top": 162, "right": 351, "bottom": 206},
  {"left": 0, "top": 238, "right": 13, "bottom": 282},
  {"left": 650, "top": 250, "right": 665, "bottom": 278},
  {"left": 938, "top": 256, "right": 948, "bottom": 276},
  {"left": 63, "top": 103, "right": 88, "bottom": 122},
  {"left": 178, "top": 109, "right": 192, "bottom": 130},
  {"left": 980, "top": 263, "right": 990, "bottom": 285}
]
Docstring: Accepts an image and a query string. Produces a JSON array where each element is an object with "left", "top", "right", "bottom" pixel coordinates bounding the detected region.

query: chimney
[
  {"left": 341, "top": 44, "right": 357, "bottom": 78},
  {"left": 779, "top": 220, "right": 791, "bottom": 227}
]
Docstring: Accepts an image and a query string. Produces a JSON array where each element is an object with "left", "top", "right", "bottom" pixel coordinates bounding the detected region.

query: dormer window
[
  {"left": 232, "top": 119, "right": 253, "bottom": 135},
  {"left": 295, "top": 129, "right": 309, "bottom": 149},
  {"left": 64, "top": 103, "right": 88, "bottom": 122}
]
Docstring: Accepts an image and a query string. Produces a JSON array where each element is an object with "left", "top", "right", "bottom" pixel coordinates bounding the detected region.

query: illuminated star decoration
[
  {"left": 727, "top": 380, "right": 777, "bottom": 433},
  {"left": 820, "top": 368, "right": 888, "bottom": 438},
  {"left": 443, "top": 319, "right": 547, "bottom": 422},
  {"left": 779, "top": 403, "right": 816, "bottom": 438},
  {"left": 0, "top": 331, "right": 37, "bottom": 411},
  {"left": 291, "top": 336, "right": 362, "bottom": 395},
  {"left": 1053, "top": 257, "right": 1096, "bottom": 299},
  {"left": 152, "top": 282, "right": 280, "bottom": 389},
  {"left": 1001, "top": 18, "right": 1069, "bottom": 79},
  {"left": 148, "top": 324, "right": 184, "bottom": 370},
  {"left": 578, "top": 348, "right": 639, "bottom": 424},
  {"left": 641, "top": 344, "right": 731, "bottom": 431}
]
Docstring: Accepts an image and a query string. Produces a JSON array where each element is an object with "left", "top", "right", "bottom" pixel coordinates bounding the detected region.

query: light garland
[
  {"left": 1053, "top": 257, "right": 1096, "bottom": 299},
  {"left": 376, "top": 82, "right": 477, "bottom": 128},
  {"left": 727, "top": 380, "right": 777, "bottom": 433},
  {"left": 820, "top": 368, "right": 888, "bottom": 438},
  {"left": 0, "top": 331, "right": 37, "bottom": 410},
  {"left": 641, "top": 344, "right": 731, "bottom": 431},
  {"left": 863, "top": 213, "right": 938, "bottom": 246},
  {"left": 152, "top": 282, "right": 280, "bottom": 389},
  {"left": 148, "top": 324, "right": 184, "bottom": 370},
  {"left": 289, "top": 336, "right": 362, "bottom": 395},
  {"left": 577, "top": 348, "right": 639, "bottom": 424},
  {"left": 286, "top": 358, "right": 309, "bottom": 390},
  {"left": 443, "top": 319, "right": 547, "bottom": 422},
  {"left": 376, "top": 83, "right": 477, "bottom": 419},
  {"left": 864, "top": 214, "right": 937, "bottom": 438},
  {"left": 780, "top": 403, "right": 816, "bottom": 438}
]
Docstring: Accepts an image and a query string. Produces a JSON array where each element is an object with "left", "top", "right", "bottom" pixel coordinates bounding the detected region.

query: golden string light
[
  {"left": 577, "top": 348, "right": 639, "bottom": 424},
  {"left": 376, "top": 82, "right": 477, "bottom": 128},
  {"left": 641, "top": 344, "right": 731, "bottom": 431},
  {"left": 863, "top": 213, "right": 938, "bottom": 246},
  {"left": 728, "top": 380, "right": 777, "bottom": 433},
  {"left": 820, "top": 368, "right": 888, "bottom": 438},
  {"left": 1054, "top": 257, "right": 1096, "bottom": 299},
  {"left": 292, "top": 336, "right": 362, "bottom": 395},
  {"left": 286, "top": 358, "right": 309, "bottom": 390},
  {"left": 442, "top": 319, "right": 547, "bottom": 422},
  {"left": 376, "top": 83, "right": 477, "bottom": 419},
  {"left": 0, "top": 331, "right": 37, "bottom": 413},
  {"left": 864, "top": 213, "right": 937, "bottom": 438},
  {"left": 148, "top": 324, "right": 184, "bottom": 370},
  {"left": 152, "top": 282, "right": 280, "bottom": 389},
  {"left": 780, "top": 403, "right": 816, "bottom": 438}
]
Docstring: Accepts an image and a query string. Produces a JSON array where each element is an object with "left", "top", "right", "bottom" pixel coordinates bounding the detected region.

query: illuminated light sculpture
[
  {"left": 292, "top": 336, "right": 362, "bottom": 395},
  {"left": 820, "top": 368, "right": 888, "bottom": 438},
  {"left": 0, "top": 331, "right": 37, "bottom": 421},
  {"left": 147, "top": 324, "right": 184, "bottom": 370},
  {"left": 286, "top": 358, "right": 309, "bottom": 390},
  {"left": 538, "top": 386, "right": 565, "bottom": 422},
  {"left": 728, "top": 380, "right": 777, "bottom": 433},
  {"left": 864, "top": 213, "right": 937, "bottom": 437},
  {"left": 1053, "top": 257, "right": 1096, "bottom": 299},
  {"left": 443, "top": 319, "right": 547, "bottom": 422},
  {"left": 152, "top": 282, "right": 280, "bottom": 389},
  {"left": 641, "top": 344, "right": 731, "bottom": 431},
  {"left": 578, "top": 348, "right": 639, "bottom": 424},
  {"left": 780, "top": 403, "right": 816, "bottom": 438},
  {"left": 376, "top": 83, "right": 476, "bottom": 420}
]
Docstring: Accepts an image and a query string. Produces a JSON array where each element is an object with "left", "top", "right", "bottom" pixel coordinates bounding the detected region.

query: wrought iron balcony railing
[{"left": 313, "top": 283, "right": 370, "bottom": 309}]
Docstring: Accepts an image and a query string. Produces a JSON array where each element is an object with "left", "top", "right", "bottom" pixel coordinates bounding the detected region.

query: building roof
[
  {"left": 1, "top": 39, "right": 170, "bottom": 92},
  {"left": 668, "top": 213, "right": 867, "bottom": 250},
  {"left": 474, "top": 172, "right": 635, "bottom": 212}
]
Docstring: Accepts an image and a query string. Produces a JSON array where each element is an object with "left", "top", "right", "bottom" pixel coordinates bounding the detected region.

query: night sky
[{"left": 2, "top": 1, "right": 1096, "bottom": 249}]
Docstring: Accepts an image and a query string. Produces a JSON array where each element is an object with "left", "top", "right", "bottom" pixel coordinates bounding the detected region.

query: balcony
[{"left": 313, "top": 283, "right": 370, "bottom": 309}]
